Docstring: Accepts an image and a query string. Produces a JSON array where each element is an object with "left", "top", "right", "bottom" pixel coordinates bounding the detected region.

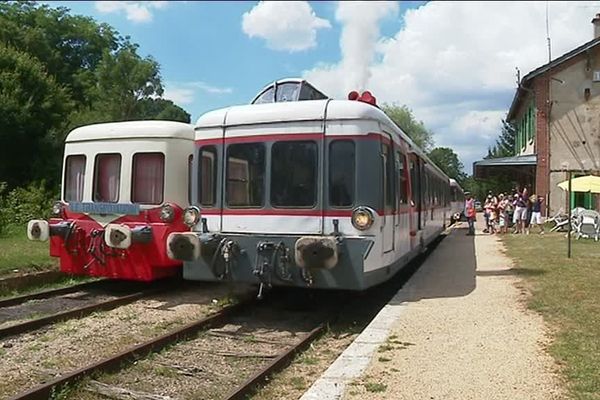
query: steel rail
[
  {"left": 0, "top": 271, "right": 64, "bottom": 292},
  {"left": 0, "top": 287, "right": 163, "bottom": 340},
  {"left": 224, "top": 323, "right": 326, "bottom": 400},
  {"left": 0, "top": 279, "right": 107, "bottom": 308},
  {"left": 8, "top": 299, "right": 254, "bottom": 400}
]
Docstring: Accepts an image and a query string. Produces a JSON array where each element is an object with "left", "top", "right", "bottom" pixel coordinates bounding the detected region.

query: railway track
[
  {"left": 6, "top": 234, "right": 450, "bottom": 400},
  {"left": 0, "top": 280, "right": 173, "bottom": 339},
  {"left": 0, "top": 270, "right": 64, "bottom": 293}
]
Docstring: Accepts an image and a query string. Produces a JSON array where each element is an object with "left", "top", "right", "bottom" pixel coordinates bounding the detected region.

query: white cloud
[
  {"left": 304, "top": 1, "right": 600, "bottom": 172},
  {"left": 94, "top": 1, "right": 168, "bottom": 23},
  {"left": 242, "top": 1, "right": 331, "bottom": 52},
  {"left": 162, "top": 81, "right": 233, "bottom": 105}
]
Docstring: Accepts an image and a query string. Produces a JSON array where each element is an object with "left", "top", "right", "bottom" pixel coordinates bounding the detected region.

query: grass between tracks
[
  {"left": 502, "top": 232, "right": 600, "bottom": 400},
  {"left": 0, "top": 224, "right": 56, "bottom": 276}
]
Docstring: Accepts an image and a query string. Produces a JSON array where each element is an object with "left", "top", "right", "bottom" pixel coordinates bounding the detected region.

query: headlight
[
  {"left": 183, "top": 206, "right": 200, "bottom": 227},
  {"left": 52, "top": 202, "right": 64, "bottom": 217},
  {"left": 351, "top": 206, "right": 375, "bottom": 230},
  {"left": 160, "top": 204, "right": 175, "bottom": 222}
]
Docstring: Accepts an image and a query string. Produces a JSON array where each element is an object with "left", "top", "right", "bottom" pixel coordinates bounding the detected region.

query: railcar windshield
[
  {"left": 93, "top": 154, "right": 121, "bottom": 203},
  {"left": 64, "top": 155, "right": 86, "bottom": 202},
  {"left": 226, "top": 143, "right": 265, "bottom": 207},
  {"left": 271, "top": 141, "right": 317, "bottom": 207},
  {"left": 329, "top": 140, "right": 355, "bottom": 207},
  {"left": 131, "top": 153, "right": 164, "bottom": 204},
  {"left": 199, "top": 147, "right": 217, "bottom": 207}
]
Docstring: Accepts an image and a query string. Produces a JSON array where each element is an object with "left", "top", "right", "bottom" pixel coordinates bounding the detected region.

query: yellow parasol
[{"left": 557, "top": 175, "right": 600, "bottom": 193}]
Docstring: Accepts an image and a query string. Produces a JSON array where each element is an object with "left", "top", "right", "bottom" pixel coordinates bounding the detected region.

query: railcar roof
[
  {"left": 66, "top": 120, "right": 194, "bottom": 143},
  {"left": 195, "top": 99, "right": 449, "bottom": 180}
]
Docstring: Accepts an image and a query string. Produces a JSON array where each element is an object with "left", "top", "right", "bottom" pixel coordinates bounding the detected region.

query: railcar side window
[
  {"left": 93, "top": 154, "right": 121, "bottom": 203},
  {"left": 396, "top": 151, "right": 408, "bottom": 204},
  {"left": 382, "top": 143, "right": 395, "bottom": 209},
  {"left": 64, "top": 155, "right": 86, "bottom": 202},
  {"left": 226, "top": 143, "right": 265, "bottom": 207},
  {"left": 329, "top": 140, "right": 355, "bottom": 207},
  {"left": 271, "top": 141, "right": 317, "bottom": 207},
  {"left": 199, "top": 147, "right": 217, "bottom": 207},
  {"left": 188, "top": 155, "right": 193, "bottom": 205},
  {"left": 131, "top": 153, "right": 164, "bottom": 204}
]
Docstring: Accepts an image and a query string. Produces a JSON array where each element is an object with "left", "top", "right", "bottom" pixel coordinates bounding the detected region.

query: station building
[{"left": 474, "top": 15, "right": 600, "bottom": 215}]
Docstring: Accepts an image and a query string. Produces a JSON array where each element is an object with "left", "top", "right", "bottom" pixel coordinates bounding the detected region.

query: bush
[{"left": 0, "top": 181, "right": 57, "bottom": 236}]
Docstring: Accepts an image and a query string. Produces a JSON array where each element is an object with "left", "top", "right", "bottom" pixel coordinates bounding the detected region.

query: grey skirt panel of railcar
[{"left": 182, "top": 235, "right": 416, "bottom": 291}]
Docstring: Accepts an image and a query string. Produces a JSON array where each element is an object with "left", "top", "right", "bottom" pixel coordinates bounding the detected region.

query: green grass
[
  {"left": 0, "top": 225, "right": 56, "bottom": 276},
  {"left": 502, "top": 232, "right": 600, "bottom": 400},
  {"left": 363, "top": 382, "right": 387, "bottom": 393}
]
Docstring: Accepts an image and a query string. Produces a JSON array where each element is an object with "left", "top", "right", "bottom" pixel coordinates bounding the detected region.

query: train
[
  {"left": 27, "top": 120, "right": 194, "bottom": 281},
  {"left": 449, "top": 178, "right": 466, "bottom": 222},
  {"left": 166, "top": 79, "right": 460, "bottom": 292}
]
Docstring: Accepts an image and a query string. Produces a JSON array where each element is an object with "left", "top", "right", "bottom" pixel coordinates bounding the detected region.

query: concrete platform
[{"left": 300, "top": 222, "right": 562, "bottom": 400}]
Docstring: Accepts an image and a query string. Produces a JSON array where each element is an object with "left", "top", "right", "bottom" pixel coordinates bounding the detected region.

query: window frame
[
  {"left": 225, "top": 142, "right": 266, "bottom": 208},
  {"left": 93, "top": 153, "right": 122, "bottom": 203},
  {"left": 198, "top": 146, "right": 217, "bottom": 207},
  {"left": 270, "top": 140, "right": 318, "bottom": 209},
  {"left": 328, "top": 139, "right": 356, "bottom": 209},
  {"left": 63, "top": 154, "right": 87, "bottom": 202},
  {"left": 130, "top": 152, "right": 165, "bottom": 205}
]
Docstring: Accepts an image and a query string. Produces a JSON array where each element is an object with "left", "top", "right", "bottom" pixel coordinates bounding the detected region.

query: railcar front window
[
  {"left": 93, "top": 154, "right": 121, "bottom": 203},
  {"left": 131, "top": 153, "right": 164, "bottom": 204},
  {"left": 64, "top": 155, "right": 86, "bottom": 202},
  {"left": 199, "top": 147, "right": 216, "bottom": 207},
  {"left": 271, "top": 141, "right": 317, "bottom": 207},
  {"left": 253, "top": 86, "right": 274, "bottom": 104},
  {"left": 226, "top": 143, "right": 265, "bottom": 207},
  {"left": 329, "top": 140, "right": 355, "bottom": 207},
  {"left": 275, "top": 82, "right": 300, "bottom": 102}
]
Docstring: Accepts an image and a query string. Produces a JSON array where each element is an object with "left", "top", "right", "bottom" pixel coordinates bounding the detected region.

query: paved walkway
[{"left": 301, "top": 221, "right": 563, "bottom": 400}]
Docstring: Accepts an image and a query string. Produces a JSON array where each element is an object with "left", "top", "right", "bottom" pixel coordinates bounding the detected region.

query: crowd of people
[{"left": 464, "top": 188, "right": 545, "bottom": 236}]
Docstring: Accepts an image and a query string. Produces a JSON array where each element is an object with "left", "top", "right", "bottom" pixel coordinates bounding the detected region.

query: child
[{"left": 529, "top": 194, "right": 545, "bottom": 234}]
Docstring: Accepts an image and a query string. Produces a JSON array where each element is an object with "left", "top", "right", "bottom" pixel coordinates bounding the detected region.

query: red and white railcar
[
  {"left": 167, "top": 80, "right": 453, "bottom": 291},
  {"left": 27, "top": 121, "right": 194, "bottom": 281}
]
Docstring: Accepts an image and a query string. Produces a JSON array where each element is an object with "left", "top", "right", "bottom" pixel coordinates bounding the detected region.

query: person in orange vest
[{"left": 465, "top": 192, "right": 476, "bottom": 235}]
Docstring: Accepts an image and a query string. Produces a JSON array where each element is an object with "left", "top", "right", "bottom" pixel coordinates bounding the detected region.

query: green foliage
[
  {"left": 0, "top": 45, "right": 73, "bottom": 187},
  {"left": 381, "top": 103, "right": 435, "bottom": 152},
  {"left": 428, "top": 147, "right": 467, "bottom": 184},
  {"left": 138, "top": 98, "right": 191, "bottom": 123},
  {"left": 0, "top": 2, "right": 190, "bottom": 188},
  {"left": 0, "top": 181, "right": 57, "bottom": 229},
  {"left": 487, "top": 119, "right": 516, "bottom": 159}
]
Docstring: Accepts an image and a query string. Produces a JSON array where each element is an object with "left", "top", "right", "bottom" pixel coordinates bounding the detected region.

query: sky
[{"left": 47, "top": 1, "right": 600, "bottom": 173}]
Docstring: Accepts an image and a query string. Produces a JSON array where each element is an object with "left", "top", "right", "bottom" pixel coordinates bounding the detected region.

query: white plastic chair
[{"left": 573, "top": 210, "right": 600, "bottom": 241}]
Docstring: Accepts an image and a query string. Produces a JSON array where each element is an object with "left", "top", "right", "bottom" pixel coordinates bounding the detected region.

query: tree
[
  {"left": 487, "top": 119, "right": 516, "bottom": 159},
  {"left": 92, "top": 44, "right": 164, "bottom": 121},
  {"left": 0, "top": 45, "right": 72, "bottom": 187},
  {"left": 428, "top": 147, "right": 467, "bottom": 183},
  {"left": 0, "top": 2, "right": 118, "bottom": 105},
  {"left": 381, "top": 104, "right": 435, "bottom": 152},
  {"left": 138, "top": 98, "right": 191, "bottom": 123}
]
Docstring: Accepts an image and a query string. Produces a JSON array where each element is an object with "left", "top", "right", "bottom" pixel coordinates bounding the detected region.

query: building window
[
  {"left": 226, "top": 143, "right": 265, "bottom": 207},
  {"left": 131, "top": 153, "right": 165, "bottom": 204},
  {"left": 93, "top": 154, "right": 121, "bottom": 203},
  {"left": 271, "top": 141, "right": 317, "bottom": 207},
  {"left": 329, "top": 140, "right": 355, "bottom": 207},
  {"left": 64, "top": 155, "right": 86, "bottom": 202}
]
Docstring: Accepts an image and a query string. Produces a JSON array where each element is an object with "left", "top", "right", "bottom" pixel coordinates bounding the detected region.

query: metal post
[{"left": 567, "top": 170, "right": 572, "bottom": 258}]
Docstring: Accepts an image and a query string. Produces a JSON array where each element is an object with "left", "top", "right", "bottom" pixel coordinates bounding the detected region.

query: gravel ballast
[{"left": 340, "top": 222, "right": 564, "bottom": 399}]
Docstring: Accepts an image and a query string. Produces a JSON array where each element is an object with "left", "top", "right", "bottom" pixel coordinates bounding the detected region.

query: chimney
[{"left": 592, "top": 13, "right": 600, "bottom": 39}]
